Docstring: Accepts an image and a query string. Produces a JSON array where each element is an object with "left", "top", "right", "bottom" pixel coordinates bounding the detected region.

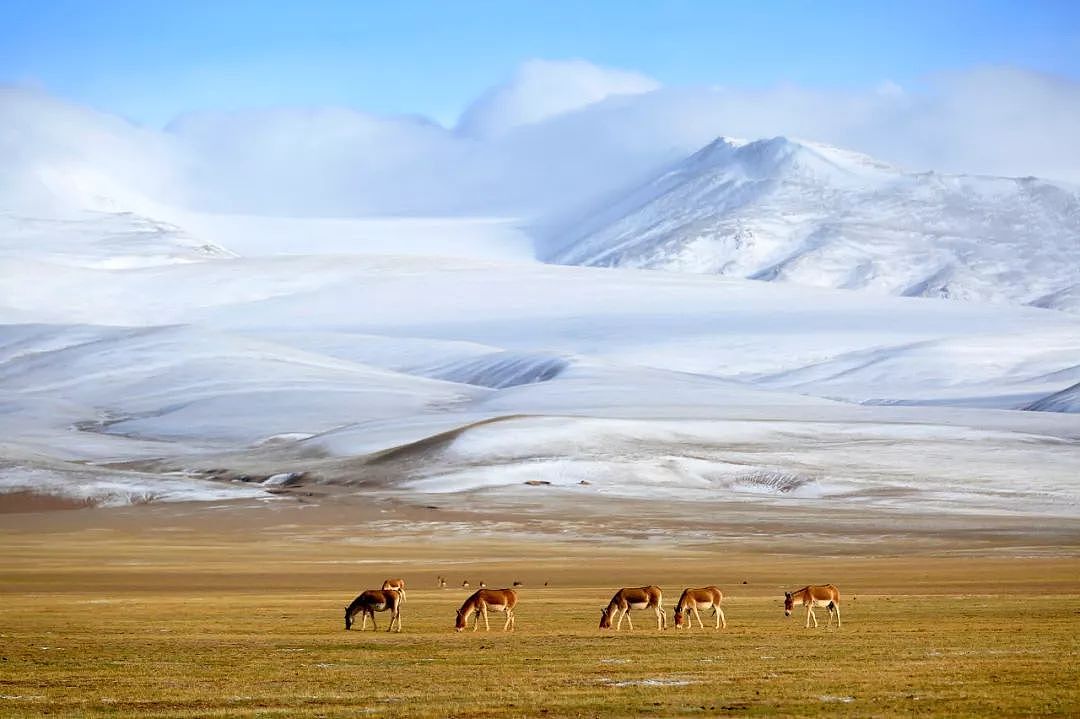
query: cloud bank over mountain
[
  {"left": 2, "top": 61, "right": 1079, "bottom": 220},
  {"left": 455, "top": 58, "right": 661, "bottom": 139}
]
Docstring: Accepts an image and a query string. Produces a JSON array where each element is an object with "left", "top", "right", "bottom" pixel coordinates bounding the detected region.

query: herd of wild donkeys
[{"left": 344, "top": 579, "right": 842, "bottom": 633}]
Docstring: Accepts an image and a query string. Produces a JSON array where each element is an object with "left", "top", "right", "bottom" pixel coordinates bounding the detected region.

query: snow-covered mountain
[
  {"left": 544, "top": 136, "right": 1080, "bottom": 312},
  {"left": 2, "top": 106, "right": 1079, "bottom": 512}
]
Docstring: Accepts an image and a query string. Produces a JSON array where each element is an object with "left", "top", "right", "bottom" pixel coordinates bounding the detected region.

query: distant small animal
[
  {"left": 462, "top": 580, "right": 470, "bottom": 589},
  {"left": 599, "top": 586, "right": 665, "bottom": 630},
  {"left": 512, "top": 580, "right": 524, "bottom": 587},
  {"left": 478, "top": 581, "right": 486, "bottom": 588},
  {"left": 345, "top": 589, "right": 402, "bottom": 632},
  {"left": 455, "top": 588, "right": 518, "bottom": 632},
  {"left": 437, "top": 576, "right": 447, "bottom": 588},
  {"left": 673, "top": 586, "right": 726, "bottom": 629},
  {"left": 784, "top": 584, "right": 841, "bottom": 629},
  {"left": 381, "top": 578, "right": 406, "bottom": 602}
]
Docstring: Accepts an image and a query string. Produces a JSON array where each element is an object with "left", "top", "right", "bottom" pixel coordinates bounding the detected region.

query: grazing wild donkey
[
  {"left": 455, "top": 588, "right": 517, "bottom": 632},
  {"left": 345, "top": 589, "right": 402, "bottom": 632},
  {"left": 673, "top": 586, "right": 727, "bottom": 629},
  {"left": 381, "top": 578, "right": 406, "bottom": 602},
  {"left": 784, "top": 584, "right": 841, "bottom": 628},
  {"left": 599, "top": 586, "right": 666, "bottom": 630}
]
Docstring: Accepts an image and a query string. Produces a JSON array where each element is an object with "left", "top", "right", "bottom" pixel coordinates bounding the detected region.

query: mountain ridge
[{"left": 544, "top": 135, "right": 1080, "bottom": 312}]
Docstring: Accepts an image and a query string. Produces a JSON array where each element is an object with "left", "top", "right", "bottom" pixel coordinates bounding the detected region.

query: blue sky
[{"left": 3, "top": 0, "right": 1079, "bottom": 128}]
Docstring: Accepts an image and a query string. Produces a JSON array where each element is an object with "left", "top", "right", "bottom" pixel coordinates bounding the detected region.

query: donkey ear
[{"left": 784, "top": 592, "right": 791, "bottom": 598}]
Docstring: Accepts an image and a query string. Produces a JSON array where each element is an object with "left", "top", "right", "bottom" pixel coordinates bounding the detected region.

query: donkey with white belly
[
  {"left": 673, "top": 586, "right": 727, "bottom": 629},
  {"left": 345, "top": 589, "right": 402, "bottom": 632},
  {"left": 599, "top": 586, "right": 666, "bottom": 630},
  {"left": 784, "top": 584, "right": 841, "bottom": 629}
]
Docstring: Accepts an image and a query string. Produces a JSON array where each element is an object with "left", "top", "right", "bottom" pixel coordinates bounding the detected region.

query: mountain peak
[
  {"left": 548, "top": 135, "right": 1080, "bottom": 312},
  {"left": 675, "top": 135, "right": 899, "bottom": 188}
]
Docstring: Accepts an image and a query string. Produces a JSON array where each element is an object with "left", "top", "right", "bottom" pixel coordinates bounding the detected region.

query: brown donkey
[
  {"left": 784, "top": 584, "right": 841, "bottom": 628},
  {"left": 345, "top": 589, "right": 402, "bottom": 632},
  {"left": 599, "top": 586, "right": 666, "bottom": 630},
  {"left": 455, "top": 588, "right": 518, "bottom": 632},
  {"left": 673, "top": 586, "right": 727, "bottom": 629},
  {"left": 381, "top": 578, "right": 406, "bottom": 602}
]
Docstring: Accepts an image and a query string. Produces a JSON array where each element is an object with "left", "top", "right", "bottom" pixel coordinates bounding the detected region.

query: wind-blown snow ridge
[
  {"left": 409, "top": 351, "right": 572, "bottom": 389},
  {"left": 0, "top": 211, "right": 235, "bottom": 268},
  {"left": 546, "top": 136, "right": 1080, "bottom": 312},
  {"left": 752, "top": 329, "right": 1080, "bottom": 409},
  {"left": 0, "top": 323, "right": 487, "bottom": 444},
  {"left": 1025, "top": 381, "right": 1080, "bottom": 413}
]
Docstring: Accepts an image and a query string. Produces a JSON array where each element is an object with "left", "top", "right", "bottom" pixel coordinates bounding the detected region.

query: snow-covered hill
[
  {"left": 751, "top": 330, "right": 1080, "bottom": 409},
  {"left": 1025, "top": 381, "right": 1080, "bottom": 413},
  {"left": 545, "top": 136, "right": 1080, "bottom": 312},
  {"left": 0, "top": 211, "right": 235, "bottom": 268},
  {"left": 0, "top": 324, "right": 485, "bottom": 444},
  {"left": 2, "top": 220, "right": 1079, "bottom": 513}
]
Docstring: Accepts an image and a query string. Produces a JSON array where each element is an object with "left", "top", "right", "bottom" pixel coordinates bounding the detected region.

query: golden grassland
[{"left": 1, "top": 510, "right": 1079, "bottom": 718}]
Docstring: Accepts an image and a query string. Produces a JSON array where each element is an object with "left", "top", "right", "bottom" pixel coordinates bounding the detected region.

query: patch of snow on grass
[
  {"left": 605, "top": 678, "right": 697, "bottom": 687},
  {"left": 0, "top": 466, "right": 266, "bottom": 507}
]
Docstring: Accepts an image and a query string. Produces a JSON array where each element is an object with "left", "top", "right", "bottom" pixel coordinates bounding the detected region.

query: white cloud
[
  {"left": 166, "top": 106, "right": 465, "bottom": 216},
  {"left": 2, "top": 62, "right": 1079, "bottom": 223},
  {"left": 0, "top": 87, "right": 185, "bottom": 214},
  {"left": 455, "top": 58, "right": 660, "bottom": 139}
]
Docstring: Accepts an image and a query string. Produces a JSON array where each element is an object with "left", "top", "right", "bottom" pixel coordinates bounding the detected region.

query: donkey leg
[
  {"left": 482, "top": 606, "right": 491, "bottom": 631},
  {"left": 692, "top": 607, "right": 704, "bottom": 629},
  {"left": 717, "top": 607, "right": 727, "bottom": 629},
  {"left": 833, "top": 604, "right": 841, "bottom": 629}
]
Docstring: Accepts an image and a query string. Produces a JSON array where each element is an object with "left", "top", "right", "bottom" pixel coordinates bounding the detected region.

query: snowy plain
[{"left": 1, "top": 202, "right": 1078, "bottom": 517}]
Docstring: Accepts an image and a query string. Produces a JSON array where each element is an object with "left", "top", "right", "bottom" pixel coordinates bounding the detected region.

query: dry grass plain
[{"left": 2, "top": 498, "right": 1079, "bottom": 718}]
